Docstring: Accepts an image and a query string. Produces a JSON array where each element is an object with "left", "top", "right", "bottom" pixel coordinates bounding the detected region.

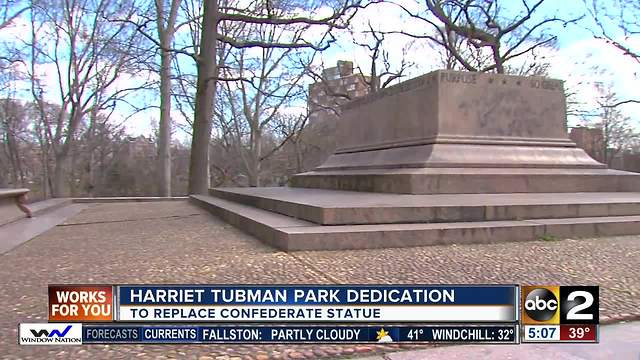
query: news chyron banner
[
  {"left": 19, "top": 284, "right": 521, "bottom": 345},
  {"left": 20, "top": 284, "right": 602, "bottom": 345}
]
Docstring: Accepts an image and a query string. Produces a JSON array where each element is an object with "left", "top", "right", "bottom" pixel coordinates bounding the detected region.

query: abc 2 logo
[{"left": 521, "top": 286, "right": 599, "bottom": 325}]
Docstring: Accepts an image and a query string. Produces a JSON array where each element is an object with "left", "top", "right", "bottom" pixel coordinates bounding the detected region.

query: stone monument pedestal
[
  {"left": 192, "top": 70, "right": 640, "bottom": 251},
  {"left": 291, "top": 70, "right": 639, "bottom": 194}
]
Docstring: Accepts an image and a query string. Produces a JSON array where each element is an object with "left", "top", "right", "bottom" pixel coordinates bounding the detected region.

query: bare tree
[
  {"left": 351, "top": 22, "right": 415, "bottom": 92},
  {"left": 154, "top": 0, "right": 182, "bottom": 196},
  {"left": 29, "top": 0, "right": 151, "bottom": 197},
  {"left": 589, "top": 84, "right": 638, "bottom": 165},
  {"left": 584, "top": 0, "right": 639, "bottom": 107},
  {"left": 216, "top": 0, "right": 318, "bottom": 186},
  {"left": 188, "top": 0, "right": 217, "bottom": 194},
  {"left": 0, "top": 0, "right": 28, "bottom": 31},
  {"left": 299, "top": 26, "right": 417, "bottom": 174},
  {"left": 393, "top": 0, "right": 572, "bottom": 74},
  {"left": 187, "top": 0, "right": 372, "bottom": 194},
  {"left": 0, "top": 99, "right": 28, "bottom": 187},
  {"left": 0, "top": 1, "right": 29, "bottom": 69},
  {"left": 428, "top": 25, "right": 486, "bottom": 70}
]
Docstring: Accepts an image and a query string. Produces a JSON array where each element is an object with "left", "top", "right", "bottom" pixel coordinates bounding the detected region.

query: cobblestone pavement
[
  {"left": 1, "top": 201, "right": 639, "bottom": 359},
  {"left": 356, "top": 321, "right": 640, "bottom": 360}
]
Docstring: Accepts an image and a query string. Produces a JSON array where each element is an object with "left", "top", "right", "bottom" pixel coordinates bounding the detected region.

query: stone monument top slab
[
  {"left": 313, "top": 70, "right": 603, "bottom": 171},
  {"left": 338, "top": 70, "right": 568, "bottom": 152}
]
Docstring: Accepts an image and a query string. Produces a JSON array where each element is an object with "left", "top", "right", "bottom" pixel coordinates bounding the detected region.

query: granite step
[
  {"left": 191, "top": 194, "right": 640, "bottom": 251},
  {"left": 73, "top": 196, "right": 188, "bottom": 203},
  {"left": 290, "top": 168, "right": 640, "bottom": 194},
  {"left": 209, "top": 187, "right": 640, "bottom": 225}
]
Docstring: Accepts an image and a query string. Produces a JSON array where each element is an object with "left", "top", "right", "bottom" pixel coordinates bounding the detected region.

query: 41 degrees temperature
[{"left": 406, "top": 329, "right": 424, "bottom": 340}]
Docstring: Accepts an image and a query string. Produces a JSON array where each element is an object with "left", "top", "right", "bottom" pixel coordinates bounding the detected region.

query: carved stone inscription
[
  {"left": 529, "top": 78, "right": 563, "bottom": 91},
  {"left": 440, "top": 71, "right": 477, "bottom": 84},
  {"left": 343, "top": 70, "right": 563, "bottom": 112},
  {"left": 439, "top": 70, "right": 563, "bottom": 91}
]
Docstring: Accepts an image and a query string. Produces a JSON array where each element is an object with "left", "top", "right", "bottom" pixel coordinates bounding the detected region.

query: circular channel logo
[{"left": 524, "top": 288, "right": 558, "bottom": 321}]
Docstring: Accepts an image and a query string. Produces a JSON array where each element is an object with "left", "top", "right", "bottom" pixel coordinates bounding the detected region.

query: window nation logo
[{"left": 19, "top": 323, "right": 82, "bottom": 345}]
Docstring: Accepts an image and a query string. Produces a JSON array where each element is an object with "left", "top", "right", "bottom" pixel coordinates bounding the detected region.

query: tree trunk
[
  {"left": 492, "top": 43, "right": 504, "bottom": 74},
  {"left": 248, "top": 130, "right": 262, "bottom": 187},
  {"left": 40, "top": 142, "right": 50, "bottom": 199},
  {"left": 70, "top": 149, "right": 78, "bottom": 197},
  {"left": 8, "top": 148, "right": 19, "bottom": 186},
  {"left": 85, "top": 109, "right": 96, "bottom": 197},
  {"left": 157, "top": 45, "right": 173, "bottom": 196},
  {"left": 88, "top": 149, "right": 95, "bottom": 197},
  {"left": 188, "top": 0, "right": 218, "bottom": 195},
  {"left": 294, "top": 139, "right": 303, "bottom": 173},
  {"left": 53, "top": 109, "right": 82, "bottom": 197},
  {"left": 53, "top": 153, "right": 68, "bottom": 197},
  {"left": 247, "top": 172, "right": 258, "bottom": 187},
  {"left": 5, "top": 125, "right": 19, "bottom": 186},
  {"left": 0, "top": 155, "right": 7, "bottom": 187}
]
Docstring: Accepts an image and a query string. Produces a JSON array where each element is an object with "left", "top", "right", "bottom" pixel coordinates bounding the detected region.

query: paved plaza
[{"left": 1, "top": 201, "right": 639, "bottom": 359}]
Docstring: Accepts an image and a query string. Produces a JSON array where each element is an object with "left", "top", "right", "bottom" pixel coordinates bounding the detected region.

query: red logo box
[{"left": 48, "top": 285, "right": 113, "bottom": 322}]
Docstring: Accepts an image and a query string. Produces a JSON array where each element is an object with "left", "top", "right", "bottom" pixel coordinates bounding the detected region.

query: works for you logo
[{"left": 19, "top": 323, "right": 82, "bottom": 345}]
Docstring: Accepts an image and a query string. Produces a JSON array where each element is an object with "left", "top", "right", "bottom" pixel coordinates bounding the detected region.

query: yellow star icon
[{"left": 376, "top": 328, "right": 389, "bottom": 341}]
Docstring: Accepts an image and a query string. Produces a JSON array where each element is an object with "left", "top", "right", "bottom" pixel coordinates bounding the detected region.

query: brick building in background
[
  {"left": 296, "top": 61, "right": 374, "bottom": 172},
  {"left": 569, "top": 126, "right": 605, "bottom": 163},
  {"left": 308, "top": 60, "right": 372, "bottom": 122},
  {"left": 569, "top": 126, "right": 640, "bottom": 172}
]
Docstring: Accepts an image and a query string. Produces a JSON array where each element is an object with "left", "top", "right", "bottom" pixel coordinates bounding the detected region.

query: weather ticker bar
[
  {"left": 19, "top": 284, "right": 602, "bottom": 345},
  {"left": 82, "top": 323, "right": 519, "bottom": 344}
]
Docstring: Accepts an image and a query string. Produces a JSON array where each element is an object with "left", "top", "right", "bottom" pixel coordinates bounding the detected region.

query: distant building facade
[
  {"left": 308, "top": 60, "right": 372, "bottom": 122},
  {"left": 569, "top": 126, "right": 605, "bottom": 163},
  {"left": 612, "top": 152, "right": 640, "bottom": 173},
  {"left": 569, "top": 126, "right": 640, "bottom": 173}
]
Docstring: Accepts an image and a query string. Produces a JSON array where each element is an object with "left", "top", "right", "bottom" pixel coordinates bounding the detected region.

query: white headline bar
[{"left": 118, "top": 305, "right": 515, "bottom": 322}]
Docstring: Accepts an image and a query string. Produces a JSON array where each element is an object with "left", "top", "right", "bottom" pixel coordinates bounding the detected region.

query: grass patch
[{"left": 539, "top": 234, "right": 560, "bottom": 242}]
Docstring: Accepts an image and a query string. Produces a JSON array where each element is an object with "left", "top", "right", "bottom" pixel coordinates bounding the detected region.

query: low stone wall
[{"left": 0, "top": 189, "right": 31, "bottom": 226}]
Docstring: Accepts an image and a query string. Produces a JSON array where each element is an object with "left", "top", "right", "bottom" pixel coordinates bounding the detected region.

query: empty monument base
[
  {"left": 191, "top": 187, "right": 640, "bottom": 251},
  {"left": 192, "top": 70, "right": 640, "bottom": 250}
]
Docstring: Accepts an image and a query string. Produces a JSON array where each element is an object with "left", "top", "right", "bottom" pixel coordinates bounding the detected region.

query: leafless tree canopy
[
  {"left": 574, "top": 83, "right": 639, "bottom": 166},
  {"left": 390, "top": 0, "right": 573, "bottom": 74},
  {"left": 0, "top": 0, "right": 637, "bottom": 197},
  {"left": 584, "top": 0, "right": 639, "bottom": 107}
]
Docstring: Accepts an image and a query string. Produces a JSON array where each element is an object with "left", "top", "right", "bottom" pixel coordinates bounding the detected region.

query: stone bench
[{"left": 0, "top": 188, "right": 32, "bottom": 226}]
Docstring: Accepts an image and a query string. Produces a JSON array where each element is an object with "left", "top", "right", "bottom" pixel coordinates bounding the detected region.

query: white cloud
[
  {"left": 316, "top": 0, "right": 439, "bottom": 84},
  {"left": 0, "top": 14, "right": 31, "bottom": 42},
  {"left": 549, "top": 36, "right": 640, "bottom": 126}
]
